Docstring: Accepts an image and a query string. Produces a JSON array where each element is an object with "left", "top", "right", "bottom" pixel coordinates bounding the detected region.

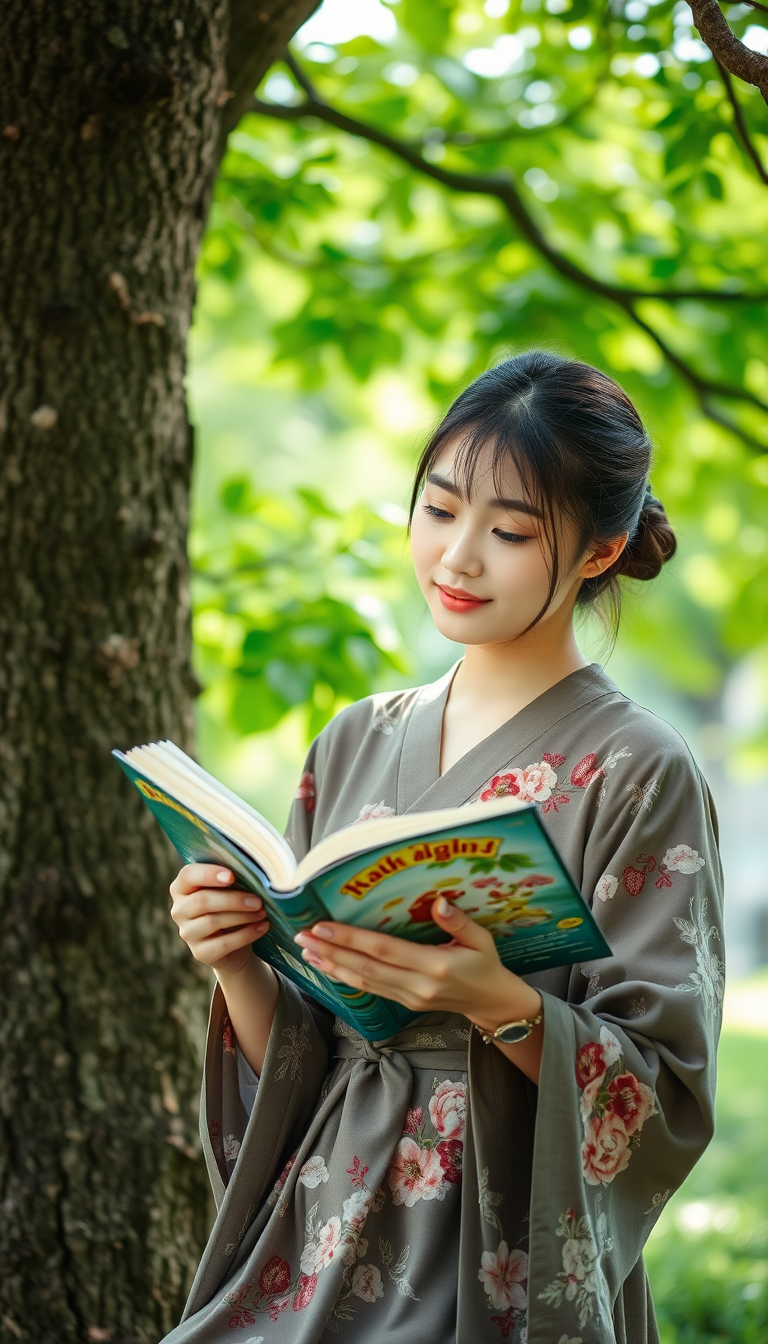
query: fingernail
[
  {"left": 216, "top": 870, "right": 232, "bottom": 883},
  {"left": 294, "top": 932, "right": 309, "bottom": 945},
  {"left": 244, "top": 896, "right": 262, "bottom": 908},
  {"left": 311, "top": 924, "right": 334, "bottom": 940},
  {"left": 302, "top": 951, "right": 325, "bottom": 968},
  {"left": 436, "top": 897, "right": 451, "bottom": 916}
]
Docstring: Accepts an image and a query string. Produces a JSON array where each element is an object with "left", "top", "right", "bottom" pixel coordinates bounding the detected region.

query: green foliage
[
  {"left": 191, "top": 478, "right": 408, "bottom": 740},
  {"left": 192, "top": 0, "right": 768, "bottom": 754},
  {"left": 645, "top": 1008, "right": 768, "bottom": 1343}
]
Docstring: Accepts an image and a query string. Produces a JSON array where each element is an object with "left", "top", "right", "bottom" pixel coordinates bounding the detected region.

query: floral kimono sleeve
[{"left": 527, "top": 745, "right": 724, "bottom": 1341}]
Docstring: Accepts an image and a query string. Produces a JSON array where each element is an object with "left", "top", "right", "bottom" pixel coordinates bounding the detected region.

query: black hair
[{"left": 408, "top": 349, "right": 676, "bottom": 635}]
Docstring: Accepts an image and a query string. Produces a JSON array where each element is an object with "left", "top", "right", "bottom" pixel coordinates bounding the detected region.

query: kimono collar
[{"left": 396, "top": 659, "right": 619, "bottom": 815}]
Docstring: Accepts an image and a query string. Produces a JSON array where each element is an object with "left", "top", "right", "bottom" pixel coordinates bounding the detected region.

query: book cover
[{"left": 115, "top": 753, "right": 610, "bottom": 1039}]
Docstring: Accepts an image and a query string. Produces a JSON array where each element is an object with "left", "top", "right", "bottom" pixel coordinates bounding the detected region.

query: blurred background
[{"left": 184, "top": 0, "right": 768, "bottom": 1337}]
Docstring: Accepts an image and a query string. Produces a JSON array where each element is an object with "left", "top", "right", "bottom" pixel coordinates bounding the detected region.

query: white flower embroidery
[
  {"left": 223, "top": 1134, "right": 241, "bottom": 1162},
  {"left": 274, "top": 1022, "right": 311, "bottom": 1083},
  {"left": 644, "top": 1189, "right": 671, "bottom": 1215},
  {"left": 663, "top": 844, "right": 705, "bottom": 875},
  {"left": 478, "top": 1166, "right": 504, "bottom": 1234},
  {"left": 351, "top": 1262, "right": 384, "bottom": 1302},
  {"left": 299, "top": 1155, "right": 330, "bottom": 1189},
  {"left": 628, "top": 778, "right": 659, "bottom": 816},
  {"left": 372, "top": 701, "right": 401, "bottom": 734},
  {"left": 674, "top": 895, "right": 725, "bottom": 1013},
  {"left": 342, "top": 1190, "right": 372, "bottom": 1229},
  {"left": 599, "top": 1025, "right": 622, "bottom": 1067},
  {"left": 594, "top": 873, "right": 618, "bottom": 903},
  {"left": 378, "top": 1236, "right": 419, "bottom": 1299},
  {"left": 353, "top": 801, "right": 396, "bottom": 824},
  {"left": 581, "top": 967, "right": 603, "bottom": 998}
]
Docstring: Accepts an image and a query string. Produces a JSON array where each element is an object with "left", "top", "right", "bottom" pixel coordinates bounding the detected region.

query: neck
[{"left": 451, "top": 625, "right": 590, "bottom": 713}]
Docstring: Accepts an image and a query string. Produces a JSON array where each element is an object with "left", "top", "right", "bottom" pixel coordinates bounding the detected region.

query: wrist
[
  {"left": 215, "top": 952, "right": 272, "bottom": 995},
  {"left": 468, "top": 969, "right": 542, "bottom": 1036}
]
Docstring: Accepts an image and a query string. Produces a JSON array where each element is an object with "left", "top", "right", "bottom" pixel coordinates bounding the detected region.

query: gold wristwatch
[{"left": 473, "top": 1008, "right": 543, "bottom": 1045}]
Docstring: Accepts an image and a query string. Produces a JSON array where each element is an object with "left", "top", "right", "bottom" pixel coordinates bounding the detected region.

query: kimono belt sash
[{"left": 333, "top": 1034, "right": 469, "bottom": 1072}]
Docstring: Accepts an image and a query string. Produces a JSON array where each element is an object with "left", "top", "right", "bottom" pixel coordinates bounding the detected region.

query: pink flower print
[
  {"left": 403, "top": 1106, "right": 423, "bottom": 1136},
  {"left": 351, "top": 1262, "right": 384, "bottom": 1303},
  {"left": 581, "top": 1112, "right": 632, "bottom": 1186},
  {"left": 222, "top": 1015, "right": 236, "bottom": 1056},
  {"left": 663, "top": 844, "right": 705, "bottom": 874},
  {"left": 268, "top": 1296, "right": 290, "bottom": 1320},
  {"left": 296, "top": 770, "right": 315, "bottom": 813},
  {"left": 607, "top": 1073, "right": 657, "bottom": 1135},
  {"left": 428, "top": 1078, "right": 467, "bottom": 1140},
  {"left": 354, "top": 801, "right": 396, "bottom": 824},
  {"left": 387, "top": 1137, "right": 447, "bottom": 1207},
  {"left": 575, "top": 1041, "right": 606, "bottom": 1089},
  {"left": 481, "top": 772, "right": 522, "bottom": 802},
  {"left": 437, "top": 1138, "right": 463, "bottom": 1185},
  {"left": 292, "top": 1272, "right": 318, "bottom": 1311},
  {"left": 266, "top": 1153, "right": 296, "bottom": 1208},
  {"left": 346, "top": 1155, "right": 369, "bottom": 1189},
  {"left": 515, "top": 761, "right": 558, "bottom": 803},
  {"left": 258, "top": 1255, "right": 291, "bottom": 1296},
  {"left": 223, "top": 1134, "right": 241, "bottom": 1162},
  {"left": 300, "top": 1216, "right": 343, "bottom": 1274},
  {"left": 570, "top": 753, "right": 604, "bottom": 790},
  {"left": 542, "top": 752, "right": 566, "bottom": 767},
  {"left": 478, "top": 1240, "right": 529, "bottom": 1311},
  {"left": 227, "top": 1307, "right": 255, "bottom": 1328}
]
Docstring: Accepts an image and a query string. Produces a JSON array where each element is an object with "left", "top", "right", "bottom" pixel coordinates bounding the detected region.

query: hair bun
[{"left": 617, "top": 493, "right": 677, "bottom": 582}]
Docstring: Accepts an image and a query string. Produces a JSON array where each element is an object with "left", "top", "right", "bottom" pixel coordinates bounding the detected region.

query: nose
[{"left": 441, "top": 522, "right": 483, "bottom": 578}]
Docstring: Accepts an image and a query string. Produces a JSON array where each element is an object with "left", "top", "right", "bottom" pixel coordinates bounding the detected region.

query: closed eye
[
  {"left": 493, "top": 529, "right": 529, "bottom": 545},
  {"left": 423, "top": 504, "right": 529, "bottom": 544}
]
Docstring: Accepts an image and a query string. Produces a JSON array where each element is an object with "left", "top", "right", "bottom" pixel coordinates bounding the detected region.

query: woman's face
[{"left": 409, "top": 439, "right": 592, "bottom": 650}]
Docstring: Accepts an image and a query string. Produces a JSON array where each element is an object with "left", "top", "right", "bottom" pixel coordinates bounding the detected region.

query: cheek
[{"left": 409, "top": 514, "right": 434, "bottom": 579}]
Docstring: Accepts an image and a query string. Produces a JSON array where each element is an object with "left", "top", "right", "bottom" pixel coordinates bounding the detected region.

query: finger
[
  {"left": 190, "top": 922, "right": 269, "bottom": 965},
  {"left": 179, "top": 909, "right": 269, "bottom": 942},
  {"left": 430, "top": 896, "right": 495, "bottom": 953},
  {"left": 295, "top": 923, "right": 429, "bottom": 973},
  {"left": 302, "top": 949, "right": 433, "bottom": 1009},
  {"left": 172, "top": 888, "right": 263, "bottom": 922},
  {"left": 170, "top": 863, "right": 236, "bottom": 897}
]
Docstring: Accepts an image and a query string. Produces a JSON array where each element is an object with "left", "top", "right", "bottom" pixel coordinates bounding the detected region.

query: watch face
[{"left": 497, "top": 1022, "right": 531, "bottom": 1044}]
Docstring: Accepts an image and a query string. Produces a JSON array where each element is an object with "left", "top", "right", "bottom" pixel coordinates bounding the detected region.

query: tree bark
[{"left": 0, "top": 2, "right": 318, "bottom": 1340}]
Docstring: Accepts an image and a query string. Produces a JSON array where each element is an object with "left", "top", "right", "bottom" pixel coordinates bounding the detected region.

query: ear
[{"left": 578, "top": 533, "right": 629, "bottom": 580}]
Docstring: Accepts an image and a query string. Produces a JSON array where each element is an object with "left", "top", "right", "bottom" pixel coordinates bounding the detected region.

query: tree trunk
[{"left": 0, "top": 2, "right": 318, "bottom": 1339}]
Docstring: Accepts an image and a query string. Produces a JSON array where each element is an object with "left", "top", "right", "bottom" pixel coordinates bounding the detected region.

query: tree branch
[
  {"left": 252, "top": 97, "right": 765, "bottom": 305},
  {"left": 250, "top": 73, "right": 768, "bottom": 452},
  {"left": 689, "top": 0, "right": 768, "bottom": 101},
  {"left": 717, "top": 57, "right": 768, "bottom": 182}
]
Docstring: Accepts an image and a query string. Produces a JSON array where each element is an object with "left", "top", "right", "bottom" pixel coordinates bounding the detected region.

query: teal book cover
[{"left": 114, "top": 751, "right": 611, "bottom": 1040}]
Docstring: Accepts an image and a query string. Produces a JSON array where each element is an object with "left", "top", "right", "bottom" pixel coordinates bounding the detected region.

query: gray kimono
[{"left": 163, "top": 661, "right": 724, "bottom": 1344}]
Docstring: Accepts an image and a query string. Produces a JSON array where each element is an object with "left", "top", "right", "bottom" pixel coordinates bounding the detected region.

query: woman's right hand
[{"left": 170, "top": 864, "right": 270, "bottom": 975}]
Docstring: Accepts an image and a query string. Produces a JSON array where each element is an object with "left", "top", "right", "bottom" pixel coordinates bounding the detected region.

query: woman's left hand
[{"left": 293, "top": 896, "right": 540, "bottom": 1033}]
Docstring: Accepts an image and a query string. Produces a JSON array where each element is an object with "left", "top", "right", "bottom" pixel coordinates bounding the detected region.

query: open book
[{"left": 114, "top": 740, "right": 611, "bottom": 1039}]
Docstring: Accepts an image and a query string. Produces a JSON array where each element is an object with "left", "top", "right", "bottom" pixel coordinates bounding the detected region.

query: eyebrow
[{"left": 426, "top": 472, "right": 543, "bottom": 519}]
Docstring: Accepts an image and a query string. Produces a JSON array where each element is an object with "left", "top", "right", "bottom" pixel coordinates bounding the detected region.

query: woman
[{"left": 166, "top": 350, "right": 723, "bottom": 1343}]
